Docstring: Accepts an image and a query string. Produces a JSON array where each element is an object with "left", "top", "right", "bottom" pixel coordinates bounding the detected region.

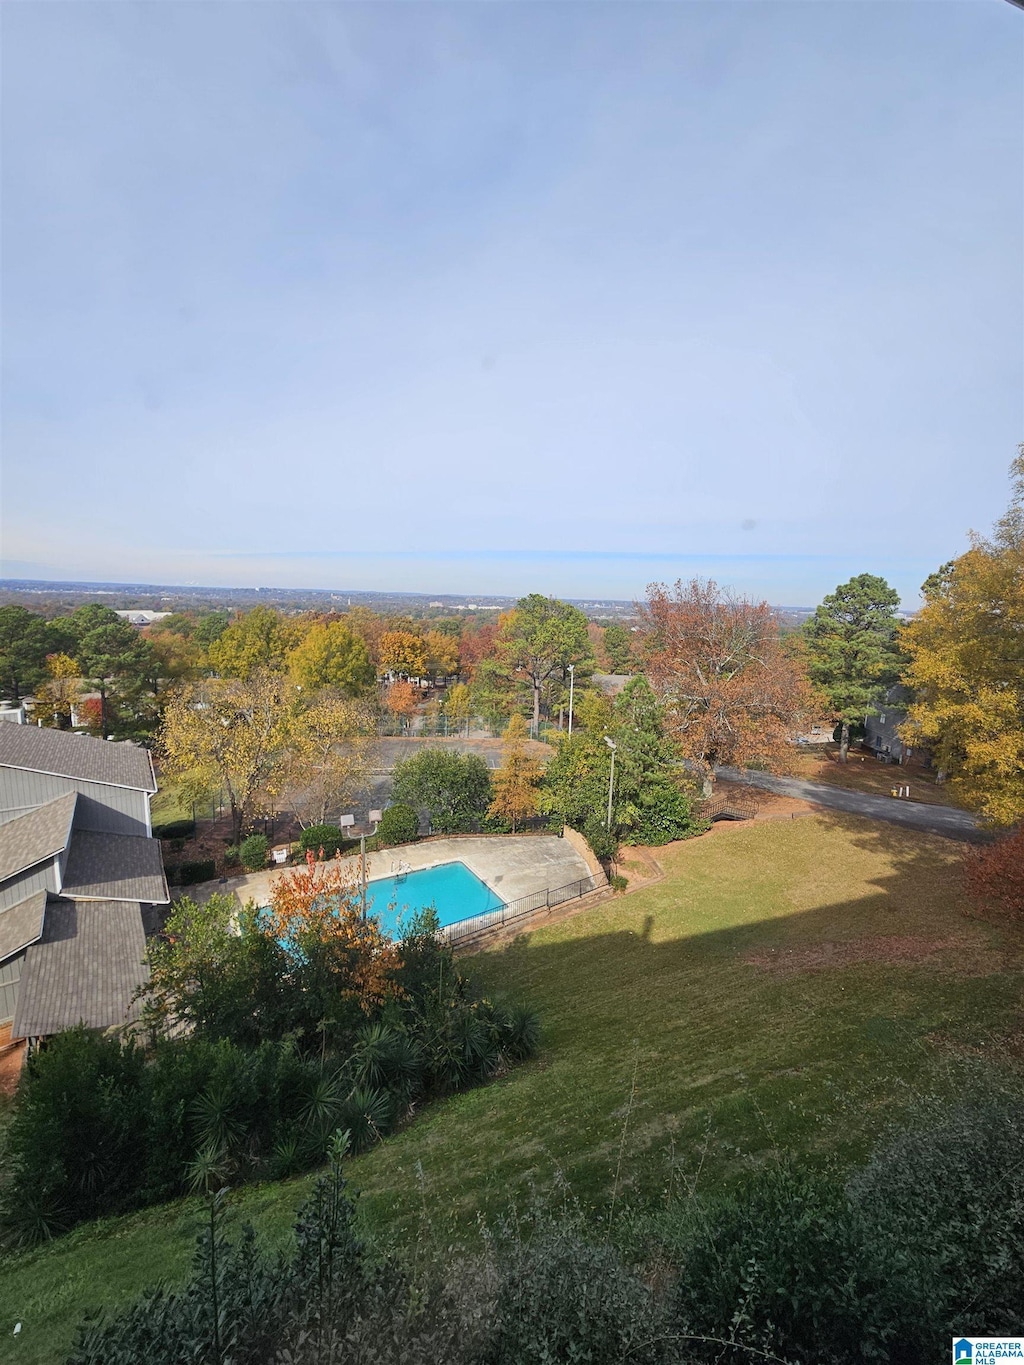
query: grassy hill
[{"left": 2, "top": 811, "right": 1022, "bottom": 1365}]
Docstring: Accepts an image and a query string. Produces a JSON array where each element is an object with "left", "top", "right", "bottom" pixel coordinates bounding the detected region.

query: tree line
[{"left": 2, "top": 447, "right": 1020, "bottom": 853}]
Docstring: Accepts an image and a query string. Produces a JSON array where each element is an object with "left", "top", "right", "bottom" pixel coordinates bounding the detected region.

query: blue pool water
[{"left": 365, "top": 861, "right": 504, "bottom": 936}]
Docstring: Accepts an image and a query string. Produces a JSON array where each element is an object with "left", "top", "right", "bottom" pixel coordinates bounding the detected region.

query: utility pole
[
  {"left": 604, "top": 735, "right": 616, "bottom": 830},
  {"left": 568, "top": 663, "right": 576, "bottom": 736},
  {"left": 360, "top": 833, "right": 367, "bottom": 918}
]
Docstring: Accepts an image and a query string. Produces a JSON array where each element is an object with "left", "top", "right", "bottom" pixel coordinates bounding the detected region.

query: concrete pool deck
[{"left": 193, "top": 834, "right": 593, "bottom": 913}]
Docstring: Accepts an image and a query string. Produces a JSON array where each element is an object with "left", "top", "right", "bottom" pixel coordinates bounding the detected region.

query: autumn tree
[
  {"left": 496, "top": 594, "right": 593, "bottom": 735},
  {"left": 384, "top": 679, "right": 418, "bottom": 730},
  {"left": 424, "top": 629, "right": 460, "bottom": 682},
  {"left": 287, "top": 619, "right": 375, "bottom": 696},
  {"left": 802, "top": 574, "right": 904, "bottom": 762},
  {"left": 159, "top": 670, "right": 289, "bottom": 842},
  {"left": 458, "top": 620, "right": 498, "bottom": 679},
  {"left": 379, "top": 630, "right": 428, "bottom": 679},
  {"left": 901, "top": 450, "right": 1024, "bottom": 825},
  {"left": 639, "top": 578, "right": 813, "bottom": 790},
  {"left": 37, "top": 653, "right": 81, "bottom": 729},
  {"left": 488, "top": 714, "right": 543, "bottom": 832},
  {"left": 282, "top": 693, "right": 375, "bottom": 828},
  {"left": 442, "top": 681, "right": 473, "bottom": 736},
  {"left": 264, "top": 859, "right": 401, "bottom": 1046},
  {"left": 142, "top": 627, "right": 204, "bottom": 691},
  {"left": 143, "top": 865, "right": 399, "bottom": 1052},
  {"left": 207, "top": 606, "right": 291, "bottom": 678}
]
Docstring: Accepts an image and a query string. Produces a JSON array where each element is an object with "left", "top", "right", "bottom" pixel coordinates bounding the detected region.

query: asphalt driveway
[{"left": 715, "top": 767, "right": 986, "bottom": 843}]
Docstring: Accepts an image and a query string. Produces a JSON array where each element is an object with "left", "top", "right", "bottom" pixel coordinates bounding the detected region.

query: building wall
[
  {"left": 863, "top": 707, "right": 909, "bottom": 762},
  {"left": 0, "top": 861, "right": 59, "bottom": 914},
  {"left": 0, "top": 767, "right": 150, "bottom": 836},
  {"left": 0, "top": 953, "right": 24, "bottom": 1026}
]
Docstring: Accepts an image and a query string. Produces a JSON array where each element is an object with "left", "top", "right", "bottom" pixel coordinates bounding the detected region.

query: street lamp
[
  {"left": 567, "top": 663, "right": 576, "bottom": 736},
  {"left": 604, "top": 735, "right": 616, "bottom": 831}
]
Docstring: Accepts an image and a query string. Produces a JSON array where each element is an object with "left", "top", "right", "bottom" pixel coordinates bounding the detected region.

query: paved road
[{"left": 715, "top": 767, "right": 986, "bottom": 843}]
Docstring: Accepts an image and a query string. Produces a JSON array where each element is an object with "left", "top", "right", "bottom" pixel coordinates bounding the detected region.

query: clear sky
[{"left": 1, "top": 1, "right": 1020, "bottom": 607}]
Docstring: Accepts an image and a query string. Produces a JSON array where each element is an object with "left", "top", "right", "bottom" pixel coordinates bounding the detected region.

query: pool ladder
[{"left": 391, "top": 859, "right": 411, "bottom": 881}]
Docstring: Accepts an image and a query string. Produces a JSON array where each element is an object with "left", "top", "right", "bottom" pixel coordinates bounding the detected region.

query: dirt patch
[
  {"left": 743, "top": 934, "right": 1003, "bottom": 978},
  {"left": 613, "top": 847, "right": 664, "bottom": 890}
]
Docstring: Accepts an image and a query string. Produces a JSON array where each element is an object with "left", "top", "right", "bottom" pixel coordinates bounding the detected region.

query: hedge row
[{"left": 165, "top": 859, "right": 216, "bottom": 886}]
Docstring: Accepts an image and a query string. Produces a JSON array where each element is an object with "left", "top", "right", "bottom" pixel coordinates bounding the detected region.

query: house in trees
[
  {"left": 0, "top": 725, "right": 168, "bottom": 1067},
  {"left": 862, "top": 685, "right": 914, "bottom": 764}
]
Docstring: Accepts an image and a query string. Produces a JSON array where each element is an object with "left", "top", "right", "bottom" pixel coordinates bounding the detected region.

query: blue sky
[{"left": 2, "top": 1, "right": 1020, "bottom": 607}]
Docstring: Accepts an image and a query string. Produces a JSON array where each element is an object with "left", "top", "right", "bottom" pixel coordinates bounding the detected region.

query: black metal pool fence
[{"left": 444, "top": 873, "right": 605, "bottom": 945}]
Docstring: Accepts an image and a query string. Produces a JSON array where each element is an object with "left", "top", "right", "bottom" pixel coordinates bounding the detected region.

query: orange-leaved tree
[
  {"left": 639, "top": 578, "right": 813, "bottom": 790},
  {"left": 264, "top": 856, "right": 401, "bottom": 1035},
  {"left": 385, "top": 678, "right": 418, "bottom": 728}
]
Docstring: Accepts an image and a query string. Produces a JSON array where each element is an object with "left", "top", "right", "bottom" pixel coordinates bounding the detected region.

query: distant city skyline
[{"left": 2, "top": 3, "right": 1020, "bottom": 610}]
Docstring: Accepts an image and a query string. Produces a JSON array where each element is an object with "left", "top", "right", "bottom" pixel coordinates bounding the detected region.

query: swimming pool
[{"left": 364, "top": 860, "right": 505, "bottom": 936}]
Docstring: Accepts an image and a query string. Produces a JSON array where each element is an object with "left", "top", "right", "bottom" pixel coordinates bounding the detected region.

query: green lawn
[{"left": 2, "top": 812, "right": 1022, "bottom": 1365}]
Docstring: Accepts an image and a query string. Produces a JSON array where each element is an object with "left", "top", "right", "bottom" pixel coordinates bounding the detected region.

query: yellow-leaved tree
[
  {"left": 900, "top": 449, "right": 1024, "bottom": 826},
  {"left": 286, "top": 619, "right": 375, "bottom": 696},
  {"left": 282, "top": 693, "right": 376, "bottom": 828},
  {"left": 159, "top": 670, "right": 290, "bottom": 842},
  {"left": 37, "top": 652, "right": 81, "bottom": 729},
  {"left": 488, "top": 713, "right": 543, "bottom": 832}
]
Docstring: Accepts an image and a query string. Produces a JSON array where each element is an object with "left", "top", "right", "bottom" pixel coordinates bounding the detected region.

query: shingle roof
[
  {"left": 62, "top": 830, "right": 169, "bottom": 904},
  {"left": 12, "top": 899, "right": 148, "bottom": 1038},
  {"left": 0, "top": 726, "right": 156, "bottom": 793},
  {"left": 0, "top": 792, "right": 77, "bottom": 881},
  {"left": 0, "top": 889, "right": 48, "bottom": 962}
]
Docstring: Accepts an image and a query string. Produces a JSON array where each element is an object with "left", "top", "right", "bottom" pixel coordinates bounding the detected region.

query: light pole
[
  {"left": 604, "top": 735, "right": 616, "bottom": 831},
  {"left": 567, "top": 663, "right": 575, "bottom": 736}
]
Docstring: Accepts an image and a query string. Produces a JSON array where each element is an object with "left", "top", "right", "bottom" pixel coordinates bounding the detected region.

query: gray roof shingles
[
  {"left": 12, "top": 899, "right": 148, "bottom": 1038},
  {"left": 0, "top": 791, "right": 77, "bottom": 881},
  {"left": 0, "top": 889, "right": 48, "bottom": 962},
  {"left": 62, "top": 830, "right": 170, "bottom": 904},
  {"left": 0, "top": 725, "right": 156, "bottom": 792}
]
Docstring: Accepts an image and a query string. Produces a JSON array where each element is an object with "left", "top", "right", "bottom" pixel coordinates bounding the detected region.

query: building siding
[
  {"left": 0, "top": 862, "right": 59, "bottom": 914},
  {"left": 0, "top": 952, "right": 23, "bottom": 1025},
  {"left": 0, "top": 767, "right": 149, "bottom": 836}
]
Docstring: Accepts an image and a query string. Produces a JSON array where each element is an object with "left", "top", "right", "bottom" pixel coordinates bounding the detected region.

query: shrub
[
  {"left": 223, "top": 844, "right": 241, "bottom": 867},
  {"left": 848, "top": 1083, "right": 1024, "bottom": 1342},
  {"left": 166, "top": 859, "right": 216, "bottom": 886},
  {"left": 152, "top": 817, "right": 196, "bottom": 841},
  {"left": 583, "top": 813, "right": 618, "bottom": 863},
  {"left": 299, "top": 823, "right": 345, "bottom": 858},
  {"left": 621, "top": 779, "right": 702, "bottom": 846},
  {"left": 665, "top": 1162, "right": 908, "bottom": 1364},
  {"left": 1, "top": 1030, "right": 148, "bottom": 1244},
  {"left": 609, "top": 873, "right": 628, "bottom": 893},
  {"left": 376, "top": 803, "right": 420, "bottom": 847},
  {"left": 240, "top": 833, "right": 268, "bottom": 871},
  {"left": 488, "top": 1222, "right": 656, "bottom": 1365}
]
